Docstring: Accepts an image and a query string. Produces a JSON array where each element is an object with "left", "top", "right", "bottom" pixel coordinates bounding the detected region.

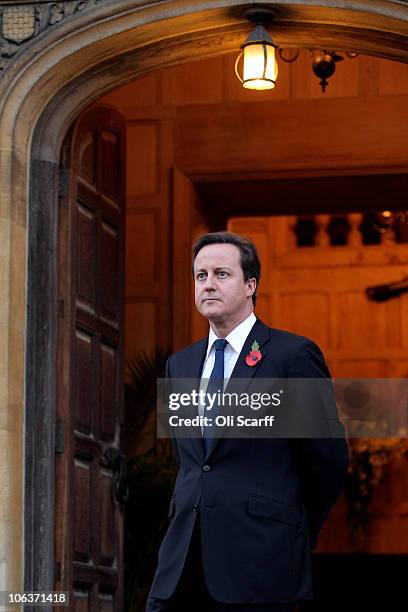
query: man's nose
[{"left": 203, "top": 274, "right": 216, "bottom": 290}]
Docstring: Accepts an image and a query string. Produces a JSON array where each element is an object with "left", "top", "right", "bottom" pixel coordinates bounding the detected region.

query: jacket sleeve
[{"left": 289, "top": 339, "right": 349, "bottom": 550}]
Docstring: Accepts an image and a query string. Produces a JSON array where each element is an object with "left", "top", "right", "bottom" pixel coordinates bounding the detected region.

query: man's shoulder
[
  {"left": 169, "top": 337, "right": 208, "bottom": 363},
  {"left": 268, "top": 325, "right": 314, "bottom": 346},
  {"left": 261, "top": 321, "right": 318, "bottom": 352},
  {"left": 266, "top": 324, "right": 330, "bottom": 380}
]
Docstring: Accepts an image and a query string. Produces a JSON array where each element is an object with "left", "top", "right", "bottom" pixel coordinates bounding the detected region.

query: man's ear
[{"left": 246, "top": 278, "right": 257, "bottom": 297}]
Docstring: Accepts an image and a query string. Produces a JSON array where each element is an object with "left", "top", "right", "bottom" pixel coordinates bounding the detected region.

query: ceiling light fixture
[
  {"left": 235, "top": 8, "right": 358, "bottom": 93},
  {"left": 235, "top": 8, "right": 278, "bottom": 91}
]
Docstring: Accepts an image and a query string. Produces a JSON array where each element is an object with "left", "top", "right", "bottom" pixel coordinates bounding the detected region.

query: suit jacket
[{"left": 149, "top": 319, "right": 349, "bottom": 604}]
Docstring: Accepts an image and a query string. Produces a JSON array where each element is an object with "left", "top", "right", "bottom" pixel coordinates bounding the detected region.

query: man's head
[{"left": 192, "top": 232, "right": 260, "bottom": 328}]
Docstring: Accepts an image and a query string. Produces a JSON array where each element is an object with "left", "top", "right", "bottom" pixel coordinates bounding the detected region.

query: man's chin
[{"left": 199, "top": 302, "right": 224, "bottom": 317}]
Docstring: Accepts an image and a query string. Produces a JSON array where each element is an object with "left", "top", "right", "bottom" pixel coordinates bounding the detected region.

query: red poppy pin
[{"left": 245, "top": 341, "right": 262, "bottom": 366}]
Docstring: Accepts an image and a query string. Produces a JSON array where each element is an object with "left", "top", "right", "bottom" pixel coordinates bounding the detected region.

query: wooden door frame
[{"left": 25, "top": 159, "right": 60, "bottom": 600}]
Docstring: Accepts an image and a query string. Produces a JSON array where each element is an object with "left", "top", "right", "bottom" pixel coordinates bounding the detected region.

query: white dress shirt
[{"left": 198, "top": 312, "right": 257, "bottom": 428}]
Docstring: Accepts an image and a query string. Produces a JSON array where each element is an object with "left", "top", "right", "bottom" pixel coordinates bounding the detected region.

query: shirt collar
[{"left": 206, "top": 312, "right": 257, "bottom": 358}]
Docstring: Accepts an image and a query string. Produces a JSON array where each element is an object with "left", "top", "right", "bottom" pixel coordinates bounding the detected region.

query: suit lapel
[
  {"left": 205, "top": 319, "right": 271, "bottom": 459},
  {"left": 226, "top": 319, "right": 270, "bottom": 384},
  {"left": 177, "top": 338, "right": 208, "bottom": 462},
  {"left": 181, "top": 338, "right": 208, "bottom": 380}
]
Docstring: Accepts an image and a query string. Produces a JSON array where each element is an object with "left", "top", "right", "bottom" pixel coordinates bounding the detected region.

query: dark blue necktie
[{"left": 203, "top": 338, "right": 228, "bottom": 454}]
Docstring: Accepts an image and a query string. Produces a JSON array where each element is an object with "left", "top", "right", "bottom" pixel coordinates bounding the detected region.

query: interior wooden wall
[
  {"left": 100, "top": 50, "right": 408, "bottom": 554},
  {"left": 100, "top": 50, "right": 408, "bottom": 360}
]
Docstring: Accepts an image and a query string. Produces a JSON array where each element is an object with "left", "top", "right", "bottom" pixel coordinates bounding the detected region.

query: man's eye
[
  {"left": 197, "top": 273, "right": 206, "bottom": 280},
  {"left": 218, "top": 271, "right": 228, "bottom": 278}
]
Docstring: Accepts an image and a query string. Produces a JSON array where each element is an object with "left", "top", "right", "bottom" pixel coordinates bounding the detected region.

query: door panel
[{"left": 56, "top": 105, "right": 126, "bottom": 610}]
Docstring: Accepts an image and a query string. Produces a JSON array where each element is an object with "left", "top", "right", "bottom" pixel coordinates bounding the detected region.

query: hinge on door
[
  {"left": 58, "top": 168, "right": 70, "bottom": 201},
  {"left": 58, "top": 298, "right": 64, "bottom": 318},
  {"left": 55, "top": 421, "right": 65, "bottom": 454}
]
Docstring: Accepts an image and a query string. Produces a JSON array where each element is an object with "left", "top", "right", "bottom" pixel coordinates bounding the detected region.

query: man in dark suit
[{"left": 147, "top": 231, "right": 349, "bottom": 612}]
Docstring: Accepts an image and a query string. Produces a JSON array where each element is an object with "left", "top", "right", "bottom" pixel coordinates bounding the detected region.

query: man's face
[{"left": 193, "top": 243, "right": 256, "bottom": 324}]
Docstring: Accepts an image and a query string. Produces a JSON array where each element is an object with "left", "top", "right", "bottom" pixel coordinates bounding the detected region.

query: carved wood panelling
[
  {"left": 334, "top": 292, "right": 400, "bottom": 349},
  {"left": 78, "top": 133, "right": 96, "bottom": 185},
  {"left": 73, "top": 590, "right": 90, "bottom": 612},
  {"left": 166, "top": 57, "right": 223, "bottom": 106},
  {"left": 74, "top": 328, "right": 94, "bottom": 435},
  {"left": 77, "top": 202, "right": 97, "bottom": 312},
  {"left": 279, "top": 292, "right": 329, "bottom": 347},
  {"left": 98, "top": 468, "right": 115, "bottom": 565},
  {"left": 176, "top": 95, "right": 408, "bottom": 174},
  {"left": 99, "top": 593, "right": 114, "bottom": 612},
  {"left": 125, "top": 299, "right": 158, "bottom": 357},
  {"left": 101, "top": 129, "right": 121, "bottom": 202},
  {"left": 103, "top": 73, "right": 159, "bottom": 109},
  {"left": 99, "top": 342, "right": 116, "bottom": 441},
  {"left": 119, "top": 116, "right": 172, "bottom": 358},
  {"left": 73, "top": 458, "right": 92, "bottom": 563},
  {"left": 401, "top": 295, "right": 408, "bottom": 347},
  {"left": 378, "top": 57, "right": 408, "bottom": 96},
  {"left": 335, "top": 359, "right": 390, "bottom": 377},
  {"left": 254, "top": 294, "right": 270, "bottom": 324},
  {"left": 390, "top": 359, "right": 408, "bottom": 377},
  {"left": 100, "top": 222, "right": 120, "bottom": 326},
  {"left": 126, "top": 123, "right": 159, "bottom": 196},
  {"left": 125, "top": 210, "right": 159, "bottom": 286}
]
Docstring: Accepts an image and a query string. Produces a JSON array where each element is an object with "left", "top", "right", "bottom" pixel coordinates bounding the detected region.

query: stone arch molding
[
  {"left": 1, "top": 0, "right": 408, "bottom": 167},
  {"left": 0, "top": 0, "right": 408, "bottom": 594},
  {"left": 0, "top": 0, "right": 406, "bottom": 162}
]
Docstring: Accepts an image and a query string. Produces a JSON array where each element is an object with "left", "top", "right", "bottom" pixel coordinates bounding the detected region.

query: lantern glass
[{"left": 242, "top": 43, "right": 278, "bottom": 90}]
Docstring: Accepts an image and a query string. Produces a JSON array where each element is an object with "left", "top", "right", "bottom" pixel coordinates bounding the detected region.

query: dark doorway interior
[
  {"left": 196, "top": 172, "right": 408, "bottom": 226},
  {"left": 301, "top": 554, "right": 408, "bottom": 610}
]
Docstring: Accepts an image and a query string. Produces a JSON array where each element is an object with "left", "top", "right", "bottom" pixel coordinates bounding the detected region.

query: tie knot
[{"left": 214, "top": 338, "right": 227, "bottom": 351}]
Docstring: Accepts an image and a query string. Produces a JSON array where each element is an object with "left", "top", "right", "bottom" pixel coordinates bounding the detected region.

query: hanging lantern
[{"left": 235, "top": 23, "right": 278, "bottom": 90}]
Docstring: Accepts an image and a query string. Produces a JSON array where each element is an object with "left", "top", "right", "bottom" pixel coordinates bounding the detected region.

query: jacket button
[
  {"left": 202, "top": 464, "right": 211, "bottom": 472},
  {"left": 193, "top": 504, "right": 200, "bottom": 512}
]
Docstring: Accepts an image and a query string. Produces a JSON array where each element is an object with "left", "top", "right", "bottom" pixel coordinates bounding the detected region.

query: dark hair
[{"left": 192, "top": 231, "right": 261, "bottom": 305}]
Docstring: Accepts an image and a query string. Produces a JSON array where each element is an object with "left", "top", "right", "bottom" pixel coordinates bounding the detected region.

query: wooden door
[
  {"left": 55, "top": 105, "right": 126, "bottom": 610},
  {"left": 229, "top": 214, "right": 408, "bottom": 553}
]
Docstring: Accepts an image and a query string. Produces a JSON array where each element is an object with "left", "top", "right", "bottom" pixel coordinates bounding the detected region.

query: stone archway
[{"left": 0, "top": 0, "right": 408, "bottom": 595}]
